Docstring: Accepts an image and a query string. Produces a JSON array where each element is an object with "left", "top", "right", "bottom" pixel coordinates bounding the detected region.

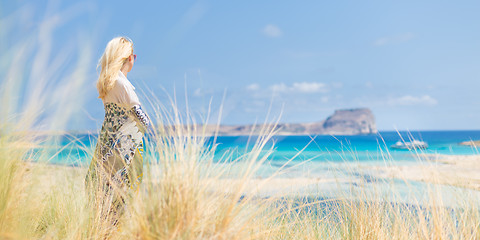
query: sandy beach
[
  {"left": 365, "top": 154, "right": 480, "bottom": 190},
  {"left": 37, "top": 153, "right": 480, "bottom": 199},
  {"left": 12, "top": 151, "right": 480, "bottom": 239}
]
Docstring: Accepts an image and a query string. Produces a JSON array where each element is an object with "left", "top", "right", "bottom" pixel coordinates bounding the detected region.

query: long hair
[{"left": 96, "top": 37, "right": 134, "bottom": 99}]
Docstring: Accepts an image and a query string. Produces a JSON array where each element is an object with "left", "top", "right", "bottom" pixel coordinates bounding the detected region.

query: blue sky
[{"left": 2, "top": 0, "right": 480, "bottom": 131}]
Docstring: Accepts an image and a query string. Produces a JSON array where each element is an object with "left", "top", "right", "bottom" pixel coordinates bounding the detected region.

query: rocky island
[
  {"left": 459, "top": 140, "right": 480, "bottom": 146},
  {"left": 204, "top": 108, "right": 377, "bottom": 136}
]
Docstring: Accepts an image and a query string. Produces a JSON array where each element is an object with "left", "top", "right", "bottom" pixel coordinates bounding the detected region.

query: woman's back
[
  {"left": 85, "top": 37, "right": 148, "bottom": 229},
  {"left": 102, "top": 71, "right": 140, "bottom": 109}
]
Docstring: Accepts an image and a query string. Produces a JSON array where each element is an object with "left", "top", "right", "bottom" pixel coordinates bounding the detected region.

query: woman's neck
[{"left": 120, "top": 68, "right": 128, "bottom": 78}]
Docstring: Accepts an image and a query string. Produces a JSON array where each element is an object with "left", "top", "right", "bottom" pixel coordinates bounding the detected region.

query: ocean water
[
  {"left": 41, "top": 130, "right": 480, "bottom": 168},
  {"left": 36, "top": 130, "right": 480, "bottom": 202}
]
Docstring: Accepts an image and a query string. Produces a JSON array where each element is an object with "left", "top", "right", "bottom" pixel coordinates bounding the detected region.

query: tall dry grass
[
  {"left": 1, "top": 4, "right": 480, "bottom": 240},
  {"left": 1, "top": 96, "right": 480, "bottom": 239}
]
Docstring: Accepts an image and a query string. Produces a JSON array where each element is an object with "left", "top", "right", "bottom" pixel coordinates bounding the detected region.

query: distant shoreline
[
  {"left": 36, "top": 152, "right": 480, "bottom": 207},
  {"left": 25, "top": 128, "right": 480, "bottom": 136}
]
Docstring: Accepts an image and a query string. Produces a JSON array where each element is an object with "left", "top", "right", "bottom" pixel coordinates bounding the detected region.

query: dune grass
[
  {"left": 1, "top": 49, "right": 479, "bottom": 238},
  {"left": 1, "top": 102, "right": 480, "bottom": 239},
  {"left": 1, "top": 8, "right": 479, "bottom": 238}
]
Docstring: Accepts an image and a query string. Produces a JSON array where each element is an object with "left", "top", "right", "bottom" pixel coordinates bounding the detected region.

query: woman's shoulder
[
  {"left": 103, "top": 72, "right": 140, "bottom": 107},
  {"left": 117, "top": 71, "right": 135, "bottom": 90}
]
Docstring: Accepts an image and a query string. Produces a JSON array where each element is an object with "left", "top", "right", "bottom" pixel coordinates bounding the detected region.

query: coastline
[
  {"left": 40, "top": 153, "right": 480, "bottom": 199},
  {"left": 367, "top": 153, "right": 480, "bottom": 190}
]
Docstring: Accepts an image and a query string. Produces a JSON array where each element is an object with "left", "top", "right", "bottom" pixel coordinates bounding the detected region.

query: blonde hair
[{"left": 96, "top": 37, "right": 134, "bottom": 99}]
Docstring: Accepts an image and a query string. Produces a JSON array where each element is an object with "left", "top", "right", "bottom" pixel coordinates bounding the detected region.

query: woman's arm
[{"left": 131, "top": 104, "right": 150, "bottom": 127}]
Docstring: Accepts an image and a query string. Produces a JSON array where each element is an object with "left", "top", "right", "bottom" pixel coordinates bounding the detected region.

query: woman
[{"left": 86, "top": 37, "right": 149, "bottom": 219}]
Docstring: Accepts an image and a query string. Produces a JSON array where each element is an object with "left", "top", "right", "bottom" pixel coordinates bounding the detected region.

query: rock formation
[
  {"left": 202, "top": 108, "right": 377, "bottom": 136},
  {"left": 322, "top": 108, "right": 377, "bottom": 135}
]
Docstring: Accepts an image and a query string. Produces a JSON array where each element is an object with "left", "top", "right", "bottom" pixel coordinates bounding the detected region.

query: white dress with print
[{"left": 86, "top": 71, "right": 149, "bottom": 190}]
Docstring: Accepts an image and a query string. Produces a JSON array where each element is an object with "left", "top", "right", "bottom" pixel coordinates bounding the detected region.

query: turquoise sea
[
  {"left": 44, "top": 130, "right": 480, "bottom": 167},
  {"left": 40, "top": 130, "right": 480, "bottom": 203}
]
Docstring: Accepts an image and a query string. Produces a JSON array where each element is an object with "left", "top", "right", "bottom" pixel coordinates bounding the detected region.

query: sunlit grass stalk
[{"left": 1, "top": 13, "right": 480, "bottom": 238}]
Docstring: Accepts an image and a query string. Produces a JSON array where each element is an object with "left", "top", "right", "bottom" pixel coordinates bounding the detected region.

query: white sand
[{"left": 36, "top": 153, "right": 480, "bottom": 206}]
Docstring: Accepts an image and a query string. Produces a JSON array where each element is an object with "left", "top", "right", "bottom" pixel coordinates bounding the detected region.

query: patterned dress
[{"left": 86, "top": 71, "right": 149, "bottom": 215}]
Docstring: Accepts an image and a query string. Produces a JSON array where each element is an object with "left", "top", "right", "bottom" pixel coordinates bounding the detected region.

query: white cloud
[
  {"left": 292, "top": 82, "right": 326, "bottom": 93},
  {"left": 269, "top": 82, "right": 328, "bottom": 93},
  {"left": 388, "top": 95, "right": 438, "bottom": 106},
  {"left": 365, "top": 81, "right": 373, "bottom": 88},
  {"left": 193, "top": 88, "right": 203, "bottom": 97},
  {"left": 374, "top": 32, "right": 414, "bottom": 46},
  {"left": 246, "top": 83, "right": 260, "bottom": 91},
  {"left": 262, "top": 24, "right": 283, "bottom": 38},
  {"left": 270, "top": 83, "right": 289, "bottom": 92},
  {"left": 193, "top": 88, "right": 214, "bottom": 97}
]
